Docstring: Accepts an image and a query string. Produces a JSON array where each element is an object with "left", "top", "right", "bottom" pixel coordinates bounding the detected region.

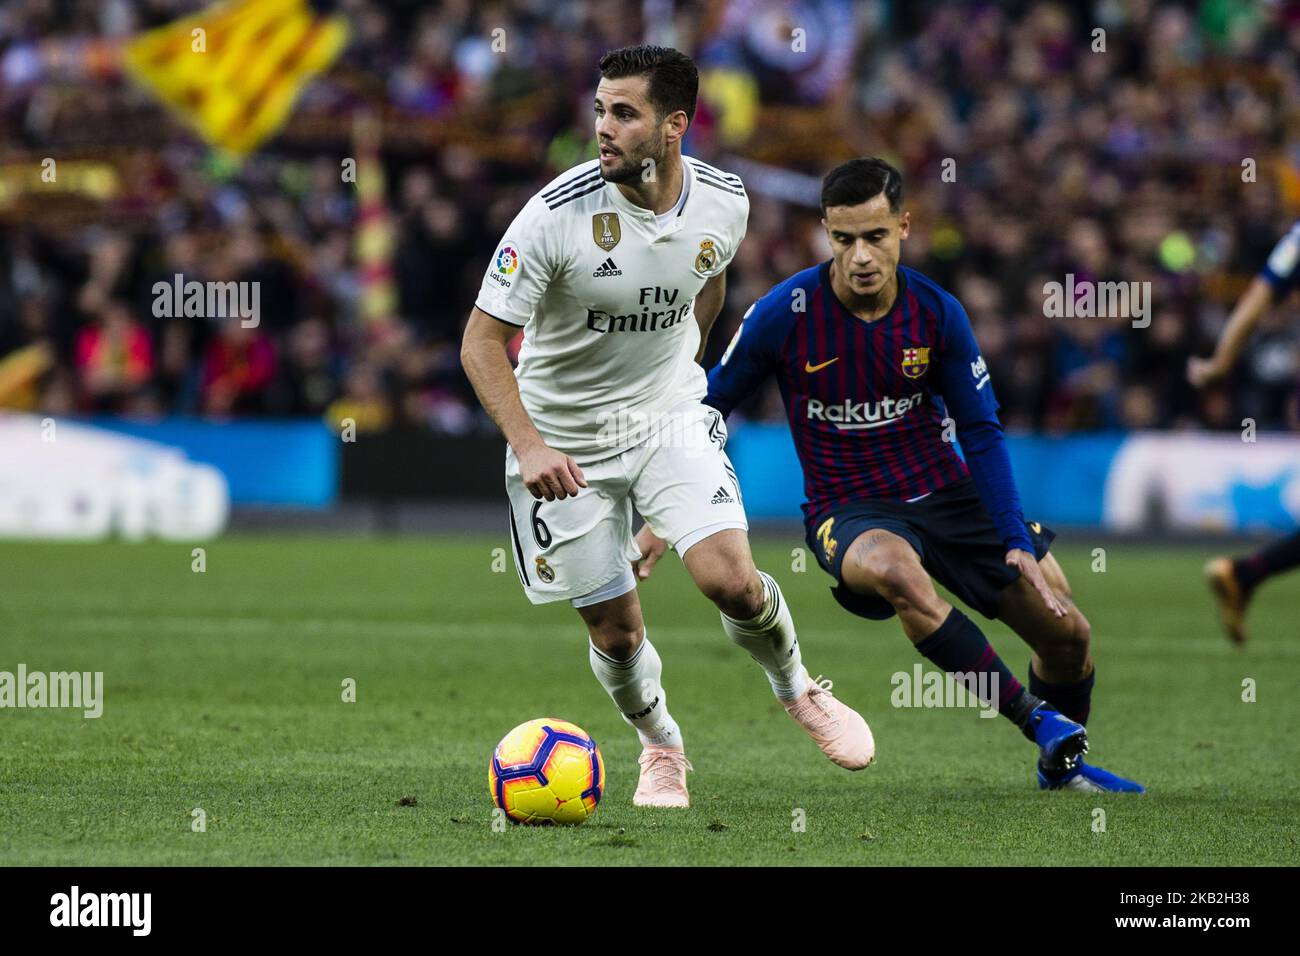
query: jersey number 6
[{"left": 530, "top": 501, "right": 553, "bottom": 549}]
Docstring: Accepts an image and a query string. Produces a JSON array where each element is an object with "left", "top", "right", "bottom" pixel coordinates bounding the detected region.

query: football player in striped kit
[{"left": 639, "top": 159, "right": 1144, "bottom": 792}]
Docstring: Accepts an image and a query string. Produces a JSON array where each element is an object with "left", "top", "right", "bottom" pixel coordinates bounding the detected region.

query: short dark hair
[
  {"left": 821, "top": 158, "right": 904, "bottom": 215},
  {"left": 599, "top": 45, "right": 698, "bottom": 124}
]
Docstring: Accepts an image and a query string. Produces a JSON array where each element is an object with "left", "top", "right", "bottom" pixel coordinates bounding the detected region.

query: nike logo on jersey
[
  {"left": 805, "top": 358, "right": 839, "bottom": 373},
  {"left": 592, "top": 257, "right": 623, "bottom": 277}
]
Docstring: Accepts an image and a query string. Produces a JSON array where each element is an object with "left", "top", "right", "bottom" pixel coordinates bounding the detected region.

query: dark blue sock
[
  {"left": 915, "top": 608, "right": 1038, "bottom": 728},
  {"left": 1028, "top": 665, "right": 1095, "bottom": 726},
  {"left": 1234, "top": 530, "right": 1300, "bottom": 591}
]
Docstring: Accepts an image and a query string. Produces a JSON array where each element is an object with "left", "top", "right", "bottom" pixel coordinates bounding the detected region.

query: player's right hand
[
  {"left": 1187, "top": 355, "right": 1228, "bottom": 390},
  {"left": 633, "top": 525, "right": 668, "bottom": 580},
  {"left": 517, "top": 443, "right": 587, "bottom": 501}
]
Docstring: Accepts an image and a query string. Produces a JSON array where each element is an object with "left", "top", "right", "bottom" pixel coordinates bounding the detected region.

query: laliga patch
[{"left": 489, "top": 241, "right": 521, "bottom": 291}]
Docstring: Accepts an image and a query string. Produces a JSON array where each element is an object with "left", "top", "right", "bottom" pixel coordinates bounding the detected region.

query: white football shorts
[{"left": 505, "top": 402, "right": 748, "bottom": 605}]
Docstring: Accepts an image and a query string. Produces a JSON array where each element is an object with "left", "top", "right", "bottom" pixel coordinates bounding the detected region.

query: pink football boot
[
  {"left": 633, "top": 745, "right": 693, "bottom": 807},
  {"left": 783, "top": 672, "right": 875, "bottom": 770}
]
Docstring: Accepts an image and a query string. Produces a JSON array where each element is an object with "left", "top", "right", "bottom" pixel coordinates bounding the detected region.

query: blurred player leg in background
[{"left": 1205, "top": 532, "right": 1300, "bottom": 645}]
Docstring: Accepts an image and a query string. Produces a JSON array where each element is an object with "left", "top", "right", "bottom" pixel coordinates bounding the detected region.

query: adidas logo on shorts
[
  {"left": 592, "top": 257, "right": 623, "bottom": 277},
  {"left": 711, "top": 486, "right": 735, "bottom": 505}
]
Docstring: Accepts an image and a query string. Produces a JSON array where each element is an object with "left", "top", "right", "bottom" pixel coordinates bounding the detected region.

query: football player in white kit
[{"left": 461, "top": 46, "right": 873, "bottom": 807}]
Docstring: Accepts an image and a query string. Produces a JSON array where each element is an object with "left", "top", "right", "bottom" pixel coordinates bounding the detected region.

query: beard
[{"left": 599, "top": 135, "right": 665, "bottom": 185}]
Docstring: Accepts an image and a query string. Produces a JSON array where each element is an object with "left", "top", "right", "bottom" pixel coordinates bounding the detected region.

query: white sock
[
  {"left": 588, "top": 631, "right": 683, "bottom": 749},
  {"left": 721, "top": 570, "right": 808, "bottom": 701}
]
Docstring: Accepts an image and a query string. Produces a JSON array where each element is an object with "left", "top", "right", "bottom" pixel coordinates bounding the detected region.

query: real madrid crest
[
  {"left": 535, "top": 556, "right": 556, "bottom": 583},
  {"left": 695, "top": 238, "right": 718, "bottom": 275},
  {"left": 592, "top": 213, "right": 621, "bottom": 252},
  {"left": 901, "top": 346, "right": 931, "bottom": 379}
]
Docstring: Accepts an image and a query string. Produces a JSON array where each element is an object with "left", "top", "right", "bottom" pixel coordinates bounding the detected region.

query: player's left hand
[
  {"left": 1005, "top": 549, "right": 1067, "bottom": 618},
  {"left": 633, "top": 525, "right": 668, "bottom": 580}
]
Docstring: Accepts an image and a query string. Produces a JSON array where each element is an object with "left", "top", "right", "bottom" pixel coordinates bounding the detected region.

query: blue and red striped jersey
[{"left": 706, "top": 261, "right": 1033, "bottom": 552}]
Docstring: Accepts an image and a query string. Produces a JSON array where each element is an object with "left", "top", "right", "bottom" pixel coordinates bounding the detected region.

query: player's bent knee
[
  {"left": 699, "top": 572, "right": 764, "bottom": 620},
  {"left": 851, "top": 547, "right": 932, "bottom": 612},
  {"left": 576, "top": 585, "right": 644, "bottom": 659},
  {"left": 1070, "top": 612, "right": 1093, "bottom": 660},
  {"left": 1041, "top": 610, "right": 1091, "bottom": 672},
  {"left": 588, "top": 625, "right": 643, "bottom": 661}
]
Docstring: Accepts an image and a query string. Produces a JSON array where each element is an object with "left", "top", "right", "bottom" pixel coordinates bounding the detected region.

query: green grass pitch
[{"left": 2, "top": 535, "right": 1297, "bottom": 866}]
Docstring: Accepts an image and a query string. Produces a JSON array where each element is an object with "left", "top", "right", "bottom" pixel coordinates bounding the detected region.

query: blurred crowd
[{"left": 2, "top": 0, "right": 1299, "bottom": 434}]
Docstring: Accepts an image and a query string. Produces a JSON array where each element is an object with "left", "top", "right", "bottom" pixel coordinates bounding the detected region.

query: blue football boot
[
  {"left": 1039, "top": 760, "right": 1146, "bottom": 793},
  {"left": 1026, "top": 704, "right": 1088, "bottom": 772}
]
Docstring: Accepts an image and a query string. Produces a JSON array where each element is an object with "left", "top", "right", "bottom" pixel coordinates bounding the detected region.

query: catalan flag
[
  {"left": 0, "top": 343, "right": 54, "bottom": 410},
  {"left": 352, "top": 113, "right": 396, "bottom": 327},
  {"left": 123, "top": 0, "right": 348, "bottom": 157}
]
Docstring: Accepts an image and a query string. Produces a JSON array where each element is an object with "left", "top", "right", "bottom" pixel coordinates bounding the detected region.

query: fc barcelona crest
[
  {"left": 901, "top": 346, "right": 931, "bottom": 378},
  {"left": 592, "top": 213, "right": 621, "bottom": 252},
  {"left": 695, "top": 239, "right": 719, "bottom": 274}
]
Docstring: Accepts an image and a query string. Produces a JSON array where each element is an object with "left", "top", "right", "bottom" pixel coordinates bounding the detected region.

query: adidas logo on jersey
[
  {"left": 592, "top": 257, "right": 623, "bottom": 277},
  {"left": 711, "top": 486, "right": 735, "bottom": 505}
]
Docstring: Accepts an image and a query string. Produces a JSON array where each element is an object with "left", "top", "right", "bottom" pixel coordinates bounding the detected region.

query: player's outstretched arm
[
  {"left": 959, "top": 420, "right": 1065, "bottom": 619},
  {"left": 704, "top": 295, "right": 785, "bottom": 419},
  {"left": 935, "top": 299, "right": 1066, "bottom": 617},
  {"left": 460, "top": 307, "right": 587, "bottom": 501},
  {"left": 1187, "top": 276, "right": 1275, "bottom": 389}
]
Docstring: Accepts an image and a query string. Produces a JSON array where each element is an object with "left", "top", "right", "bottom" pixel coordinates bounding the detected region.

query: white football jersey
[{"left": 475, "top": 156, "right": 749, "bottom": 461}]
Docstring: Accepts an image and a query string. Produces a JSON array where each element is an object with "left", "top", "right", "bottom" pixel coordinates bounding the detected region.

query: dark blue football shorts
[{"left": 803, "top": 477, "right": 1055, "bottom": 621}]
